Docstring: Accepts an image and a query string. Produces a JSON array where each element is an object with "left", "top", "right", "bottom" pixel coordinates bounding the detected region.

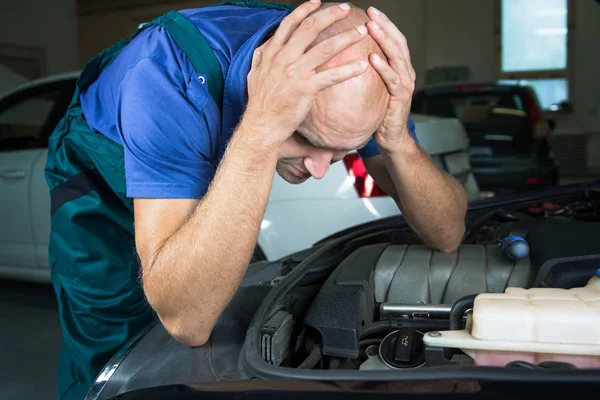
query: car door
[{"left": 0, "top": 80, "right": 74, "bottom": 275}]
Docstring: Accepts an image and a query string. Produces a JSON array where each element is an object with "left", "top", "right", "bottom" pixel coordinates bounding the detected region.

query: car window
[
  {"left": 413, "top": 91, "right": 533, "bottom": 152},
  {"left": 0, "top": 88, "right": 63, "bottom": 152},
  {"left": 418, "top": 92, "right": 528, "bottom": 134}
]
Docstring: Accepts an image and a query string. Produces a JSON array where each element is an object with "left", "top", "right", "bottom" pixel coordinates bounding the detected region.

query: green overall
[{"left": 44, "top": 2, "right": 293, "bottom": 399}]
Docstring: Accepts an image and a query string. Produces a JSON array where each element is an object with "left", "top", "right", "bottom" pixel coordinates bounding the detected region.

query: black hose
[
  {"left": 360, "top": 319, "right": 450, "bottom": 339},
  {"left": 360, "top": 321, "right": 391, "bottom": 338},
  {"left": 506, "top": 361, "right": 539, "bottom": 369},
  {"left": 538, "top": 361, "right": 577, "bottom": 370},
  {"left": 449, "top": 294, "right": 479, "bottom": 330},
  {"left": 505, "top": 361, "right": 577, "bottom": 370},
  {"left": 463, "top": 210, "right": 497, "bottom": 242},
  {"left": 359, "top": 338, "right": 383, "bottom": 347},
  {"left": 297, "top": 345, "right": 322, "bottom": 369}
]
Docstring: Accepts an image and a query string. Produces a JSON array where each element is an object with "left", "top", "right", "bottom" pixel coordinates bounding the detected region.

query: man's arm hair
[
  {"left": 363, "top": 143, "right": 467, "bottom": 252},
  {"left": 134, "top": 124, "right": 279, "bottom": 347}
]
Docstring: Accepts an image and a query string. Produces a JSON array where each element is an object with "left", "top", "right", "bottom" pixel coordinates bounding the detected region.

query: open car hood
[{"left": 88, "top": 179, "right": 600, "bottom": 400}]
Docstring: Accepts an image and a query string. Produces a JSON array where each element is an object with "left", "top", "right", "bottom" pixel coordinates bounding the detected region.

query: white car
[{"left": 0, "top": 72, "right": 479, "bottom": 283}]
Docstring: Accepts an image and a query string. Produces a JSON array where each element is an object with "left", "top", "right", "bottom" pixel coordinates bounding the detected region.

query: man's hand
[
  {"left": 365, "top": 7, "right": 416, "bottom": 152},
  {"left": 361, "top": 6, "right": 467, "bottom": 253},
  {"left": 243, "top": 0, "right": 369, "bottom": 146}
]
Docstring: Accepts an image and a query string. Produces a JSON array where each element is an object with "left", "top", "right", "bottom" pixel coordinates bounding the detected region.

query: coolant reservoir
[{"left": 423, "top": 273, "right": 600, "bottom": 368}]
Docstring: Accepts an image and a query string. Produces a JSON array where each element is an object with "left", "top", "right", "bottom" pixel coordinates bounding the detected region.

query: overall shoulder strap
[
  {"left": 209, "top": 1, "right": 295, "bottom": 12},
  {"left": 150, "top": 10, "right": 224, "bottom": 110}
]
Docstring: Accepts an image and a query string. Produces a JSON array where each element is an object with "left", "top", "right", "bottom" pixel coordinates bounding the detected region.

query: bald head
[
  {"left": 309, "top": 3, "right": 382, "bottom": 61},
  {"left": 301, "top": 3, "right": 389, "bottom": 148}
]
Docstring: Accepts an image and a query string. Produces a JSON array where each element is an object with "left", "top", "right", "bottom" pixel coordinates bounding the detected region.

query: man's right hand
[{"left": 243, "top": 0, "right": 369, "bottom": 145}]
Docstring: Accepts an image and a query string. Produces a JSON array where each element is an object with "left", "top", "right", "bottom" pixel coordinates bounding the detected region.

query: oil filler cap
[{"left": 379, "top": 328, "right": 425, "bottom": 369}]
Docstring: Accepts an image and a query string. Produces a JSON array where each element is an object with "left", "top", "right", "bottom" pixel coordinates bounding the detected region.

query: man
[{"left": 45, "top": 1, "right": 467, "bottom": 399}]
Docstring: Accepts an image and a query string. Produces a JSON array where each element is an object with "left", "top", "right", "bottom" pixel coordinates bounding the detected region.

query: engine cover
[
  {"left": 375, "top": 244, "right": 532, "bottom": 304},
  {"left": 304, "top": 244, "right": 386, "bottom": 359},
  {"left": 305, "top": 244, "right": 533, "bottom": 359}
]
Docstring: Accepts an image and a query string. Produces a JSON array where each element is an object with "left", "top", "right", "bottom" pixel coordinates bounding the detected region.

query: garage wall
[
  {"left": 352, "top": 0, "right": 599, "bottom": 172},
  {"left": 335, "top": 0, "right": 426, "bottom": 88},
  {"left": 424, "top": 0, "right": 599, "bottom": 137},
  {"left": 425, "top": 0, "right": 496, "bottom": 83},
  {"left": 572, "top": 0, "right": 600, "bottom": 135},
  {"left": 77, "top": 0, "right": 297, "bottom": 66},
  {"left": 575, "top": 0, "right": 600, "bottom": 172},
  {"left": 418, "top": 0, "right": 600, "bottom": 171},
  {"left": 352, "top": 0, "right": 597, "bottom": 130},
  {"left": 0, "top": 0, "right": 79, "bottom": 76},
  {"left": 78, "top": 0, "right": 210, "bottom": 65}
]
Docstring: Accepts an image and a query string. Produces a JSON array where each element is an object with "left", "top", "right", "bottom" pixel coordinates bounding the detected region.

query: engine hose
[
  {"left": 360, "top": 321, "right": 391, "bottom": 338},
  {"left": 297, "top": 345, "right": 322, "bottom": 369},
  {"left": 506, "top": 361, "right": 576, "bottom": 370},
  {"left": 360, "top": 319, "right": 450, "bottom": 339},
  {"left": 449, "top": 294, "right": 479, "bottom": 330},
  {"left": 359, "top": 338, "right": 383, "bottom": 347},
  {"left": 463, "top": 210, "right": 497, "bottom": 242}
]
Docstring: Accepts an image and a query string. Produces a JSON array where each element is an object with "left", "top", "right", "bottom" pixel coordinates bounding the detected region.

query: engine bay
[
  {"left": 255, "top": 192, "right": 600, "bottom": 374},
  {"left": 89, "top": 184, "right": 600, "bottom": 400}
]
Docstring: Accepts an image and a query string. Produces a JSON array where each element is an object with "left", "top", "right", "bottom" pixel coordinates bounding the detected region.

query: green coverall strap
[
  {"left": 44, "top": 8, "right": 232, "bottom": 400},
  {"left": 148, "top": 10, "right": 225, "bottom": 109}
]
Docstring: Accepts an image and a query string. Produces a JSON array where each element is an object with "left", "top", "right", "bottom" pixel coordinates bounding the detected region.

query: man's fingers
[
  {"left": 396, "top": 31, "right": 416, "bottom": 81},
  {"left": 367, "top": 7, "right": 416, "bottom": 81},
  {"left": 301, "top": 24, "right": 368, "bottom": 70},
  {"left": 250, "top": 48, "right": 263, "bottom": 71},
  {"left": 367, "top": 20, "right": 414, "bottom": 83},
  {"left": 270, "top": 0, "right": 322, "bottom": 47},
  {"left": 369, "top": 53, "right": 410, "bottom": 97},
  {"left": 283, "top": 3, "right": 352, "bottom": 60},
  {"left": 311, "top": 60, "right": 369, "bottom": 91},
  {"left": 367, "top": 6, "right": 411, "bottom": 63}
]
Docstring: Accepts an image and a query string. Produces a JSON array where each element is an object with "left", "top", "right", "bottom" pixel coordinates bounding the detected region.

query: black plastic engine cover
[{"left": 304, "top": 243, "right": 388, "bottom": 359}]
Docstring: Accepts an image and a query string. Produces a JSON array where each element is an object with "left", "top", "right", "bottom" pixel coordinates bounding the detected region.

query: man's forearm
[
  {"left": 381, "top": 137, "right": 467, "bottom": 252},
  {"left": 144, "top": 121, "right": 279, "bottom": 346}
]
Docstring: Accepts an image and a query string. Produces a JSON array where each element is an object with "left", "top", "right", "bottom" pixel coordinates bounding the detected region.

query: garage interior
[{"left": 1, "top": 0, "right": 600, "bottom": 399}]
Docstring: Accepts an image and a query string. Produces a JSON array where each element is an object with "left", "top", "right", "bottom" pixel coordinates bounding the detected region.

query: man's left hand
[
  {"left": 366, "top": 6, "right": 416, "bottom": 152},
  {"left": 361, "top": 6, "right": 467, "bottom": 253}
]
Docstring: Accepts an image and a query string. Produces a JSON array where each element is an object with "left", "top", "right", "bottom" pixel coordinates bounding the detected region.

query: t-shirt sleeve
[
  {"left": 357, "top": 115, "right": 418, "bottom": 158},
  {"left": 117, "top": 57, "right": 218, "bottom": 199}
]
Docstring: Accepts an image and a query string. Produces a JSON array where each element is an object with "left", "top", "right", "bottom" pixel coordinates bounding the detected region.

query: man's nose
[{"left": 304, "top": 149, "right": 334, "bottom": 179}]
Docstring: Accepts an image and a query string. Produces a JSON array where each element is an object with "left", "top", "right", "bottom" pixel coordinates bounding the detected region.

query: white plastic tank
[{"left": 423, "top": 271, "right": 600, "bottom": 368}]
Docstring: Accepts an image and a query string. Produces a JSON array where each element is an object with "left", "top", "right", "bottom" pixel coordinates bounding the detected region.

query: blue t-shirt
[{"left": 79, "top": 5, "right": 417, "bottom": 200}]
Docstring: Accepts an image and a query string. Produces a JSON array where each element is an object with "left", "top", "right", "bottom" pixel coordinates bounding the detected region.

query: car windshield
[{"left": 416, "top": 91, "right": 530, "bottom": 140}]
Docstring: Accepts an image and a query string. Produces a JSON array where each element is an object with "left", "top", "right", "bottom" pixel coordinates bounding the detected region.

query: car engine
[
  {"left": 259, "top": 195, "right": 600, "bottom": 372},
  {"left": 86, "top": 186, "right": 600, "bottom": 400}
]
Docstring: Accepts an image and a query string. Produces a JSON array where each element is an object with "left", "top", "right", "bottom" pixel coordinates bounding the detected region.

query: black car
[
  {"left": 411, "top": 82, "right": 559, "bottom": 196},
  {"left": 87, "top": 178, "right": 600, "bottom": 400}
]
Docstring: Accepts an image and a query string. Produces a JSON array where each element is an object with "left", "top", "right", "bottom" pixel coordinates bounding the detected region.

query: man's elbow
[
  {"left": 439, "top": 240, "right": 461, "bottom": 254},
  {"left": 162, "top": 318, "right": 212, "bottom": 347},
  {"left": 143, "top": 283, "right": 214, "bottom": 347},
  {"left": 445, "top": 228, "right": 465, "bottom": 253},
  {"left": 436, "top": 221, "right": 465, "bottom": 253},
  {"left": 153, "top": 304, "right": 215, "bottom": 347}
]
